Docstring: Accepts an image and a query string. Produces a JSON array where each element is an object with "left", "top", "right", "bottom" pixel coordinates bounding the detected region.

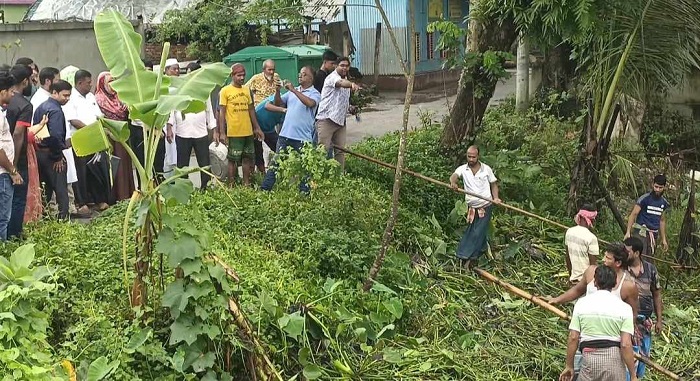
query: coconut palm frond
[{"left": 610, "top": 153, "right": 641, "bottom": 195}]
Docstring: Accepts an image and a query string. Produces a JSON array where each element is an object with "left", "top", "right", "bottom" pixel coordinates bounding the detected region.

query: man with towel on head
[
  {"left": 565, "top": 203, "right": 600, "bottom": 284},
  {"left": 449, "top": 145, "right": 501, "bottom": 270},
  {"left": 217, "top": 63, "right": 264, "bottom": 186}
]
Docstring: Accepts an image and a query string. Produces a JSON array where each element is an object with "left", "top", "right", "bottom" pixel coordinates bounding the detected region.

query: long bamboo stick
[
  {"left": 211, "top": 255, "right": 283, "bottom": 381},
  {"left": 338, "top": 146, "right": 697, "bottom": 269},
  {"left": 473, "top": 268, "right": 683, "bottom": 381}
]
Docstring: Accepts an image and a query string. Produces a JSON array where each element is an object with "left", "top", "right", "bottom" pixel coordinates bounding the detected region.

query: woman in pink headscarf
[{"left": 95, "top": 72, "right": 135, "bottom": 202}]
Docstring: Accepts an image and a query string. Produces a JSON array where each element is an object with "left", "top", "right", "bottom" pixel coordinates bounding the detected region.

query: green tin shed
[{"left": 223, "top": 45, "right": 330, "bottom": 86}]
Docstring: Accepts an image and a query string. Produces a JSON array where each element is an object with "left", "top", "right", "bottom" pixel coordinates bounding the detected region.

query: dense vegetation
[{"left": 2, "top": 100, "right": 699, "bottom": 380}]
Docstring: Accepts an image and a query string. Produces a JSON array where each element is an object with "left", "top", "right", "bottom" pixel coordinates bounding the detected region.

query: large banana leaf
[
  {"left": 130, "top": 63, "right": 230, "bottom": 125},
  {"left": 94, "top": 10, "right": 145, "bottom": 87},
  {"left": 169, "top": 62, "right": 231, "bottom": 102},
  {"left": 72, "top": 118, "right": 129, "bottom": 157},
  {"left": 110, "top": 70, "right": 170, "bottom": 107}
]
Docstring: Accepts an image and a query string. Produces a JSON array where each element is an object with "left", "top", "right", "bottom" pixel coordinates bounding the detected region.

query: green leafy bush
[{"left": 0, "top": 245, "right": 60, "bottom": 380}]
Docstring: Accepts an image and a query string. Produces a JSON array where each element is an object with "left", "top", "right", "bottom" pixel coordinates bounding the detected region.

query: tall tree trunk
[
  {"left": 566, "top": 102, "right": 621, "bottom": 214},
  {"left": 363, "top": 0, "right": 416, "bottom": 291},
  {"left": 440, "top": 12, "right": 517, "bottom": 148},
  {"left": 515, "top": 34, "right": 530, "bottom": 112}
]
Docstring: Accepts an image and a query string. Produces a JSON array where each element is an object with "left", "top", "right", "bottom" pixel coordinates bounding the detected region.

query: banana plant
[{"left": 71, "top": 10, "right": 230, "bottom": 307}]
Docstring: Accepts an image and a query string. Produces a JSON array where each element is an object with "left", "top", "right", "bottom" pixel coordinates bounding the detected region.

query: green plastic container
[{"left": 222, "top": 44, "right": 330, "bottom": 86}]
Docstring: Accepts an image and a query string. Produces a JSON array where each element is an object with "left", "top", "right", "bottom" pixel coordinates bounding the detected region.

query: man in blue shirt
[
  {"left": 625, "top": 174, "right": 670, "bottom": 258},
  {"left": 261, "top": 66, "right": 321, "bottom": 192},
  {"left": 34, "top": 80, "right": 72, "bottom": 220},
  {"left": 254, "top": 94, "right": 283, "bottom": 172}
]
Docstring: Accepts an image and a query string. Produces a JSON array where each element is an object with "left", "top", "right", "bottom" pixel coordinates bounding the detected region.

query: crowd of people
[
  {"left": 451, "top": 149, "right": 668, "bottom": 381},
  {"left": 0, "top": 49, "right": 363, "bottom": 241},
  {"left": 1, "top": 47, "right": 672, "bottom": 380}
]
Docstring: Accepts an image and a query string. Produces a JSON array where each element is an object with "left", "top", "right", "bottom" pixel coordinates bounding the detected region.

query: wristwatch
[{"left": 9, "top": 168, "right": 18, "bottom": 176}]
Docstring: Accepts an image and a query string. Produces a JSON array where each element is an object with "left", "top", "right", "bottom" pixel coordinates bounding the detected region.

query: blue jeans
[
  {"left": 628, "top": 316, "right": 652, "bottom": 380},
  {"left": 7, "top": 167, "right": 28, "bottom": 239},
  {"left": 0, "top": 173, "right": 14, "bottom": 241},
  {"left": 261, "top": 136, "right": 310, "bottom": 193}
]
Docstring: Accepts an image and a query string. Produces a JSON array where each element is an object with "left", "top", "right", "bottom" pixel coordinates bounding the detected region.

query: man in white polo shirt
[
  {"left": 64, "top": 69, "right": 108, "bottom": 212},
  {"left": 560, "top": 265, "right": 637, "bottom": 381},
  {"left": 449, "top": 145, "right": 501, "bottom": 270},
  {"left": 166, "top": 62, "right": 217, "bottom": 190}
]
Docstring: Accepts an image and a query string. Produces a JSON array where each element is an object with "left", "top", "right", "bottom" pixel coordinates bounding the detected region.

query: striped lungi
[{"left": 578, "top": 347, "right": 626, "bottom": 381}]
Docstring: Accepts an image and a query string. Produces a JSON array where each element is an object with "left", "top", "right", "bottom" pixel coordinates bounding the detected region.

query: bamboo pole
[
  {"left": 473, "top": 268, "right": 683, "bottom": 381},
  {"left": 210, "top": 254, "right": 241, "bottom": 282},
  {"left": 338, "top": 146, "right": 698, "bottom": 269},
  {"left": 211, "top": 255, "right": 282, "bottom": 381}
]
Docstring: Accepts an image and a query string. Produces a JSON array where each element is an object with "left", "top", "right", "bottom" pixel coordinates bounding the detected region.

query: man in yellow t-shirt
[{"left": 217, "top": 63, "right": 264, "bottom": 186}]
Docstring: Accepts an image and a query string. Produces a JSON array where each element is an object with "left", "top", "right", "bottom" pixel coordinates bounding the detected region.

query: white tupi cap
[{"left": 165, "top": 58, "right": 179, "bottom": 68}]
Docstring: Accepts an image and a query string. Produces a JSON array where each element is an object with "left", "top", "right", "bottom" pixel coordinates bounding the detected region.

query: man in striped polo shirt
[
  {"left": 560, "top": 266, "right": 637, "bottom": 381},
  {"left": 625, "top": 174, "right": 670, "bottom": 259}
]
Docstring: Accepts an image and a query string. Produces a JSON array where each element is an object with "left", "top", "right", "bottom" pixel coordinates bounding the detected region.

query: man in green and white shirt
[{"left": 560, "top": 266, "right": 637, "bottom": 381}]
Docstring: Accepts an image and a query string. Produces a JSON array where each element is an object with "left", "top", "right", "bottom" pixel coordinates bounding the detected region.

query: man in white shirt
[
  {"left": 449, "top": 145, "right": 501, "bottom": 270},
  {"left": 565, "top": 203, "right": 600, "bottom": 284},
  {"left": 315, "top": 56, "right": 360, "bottom": 172},
  {"left": 0, "top": 70, "right": 25, "bottom": 240},
  {"left": 65, "top": 69, "right": 108, "bottom": 212},
  {"left": 30, "top": 67, "right": 60, "bottom": 116},
  {"left": 166, "top": 63, "right": 217, "bottom": 190}
]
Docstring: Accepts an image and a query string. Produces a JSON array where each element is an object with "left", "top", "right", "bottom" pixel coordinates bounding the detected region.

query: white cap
[{"left": 165, "top": 58, "right": 179, "bottom": 68}]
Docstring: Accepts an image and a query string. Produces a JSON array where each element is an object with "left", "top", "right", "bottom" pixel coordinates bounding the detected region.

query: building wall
[
  {"left": 0, "top": 5, "right": 30, "bottom": 23},
  {"left": 144, "top": 43, "right": 192, "bottom": 64},
  {"left": 335, "top": 0, "right": 409, "bottom": 75},
  {"left": 667, "top": 68, "right": 700, "bottom": 119},
  {"left": 0, "top": 22, "right": 108, "bottom": 74},
  {"left": 0, "top": 21, "right": 143, "bottom": 77},
  {"left": 338, "top": 0, "right": 468, "bottom": 76},
  {"left": 414, "top": 0, "right": 468, "bottom": 73}
]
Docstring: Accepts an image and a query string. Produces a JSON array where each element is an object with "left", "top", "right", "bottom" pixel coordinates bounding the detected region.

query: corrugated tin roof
[
  {"left": 24, "top": 0, "right": 199, "bottom": 23},
  {"left": 301, "top": 0, "right": 345, "bottom": 21},
  {"left": 1, "top": 0, "right": 36, "bottom": 5},
  {"left": 23, "top": 0, "right": 345, "bottom": 23},
  {"left": 240, "top": 0, "right": 346, "bottom": 22}
]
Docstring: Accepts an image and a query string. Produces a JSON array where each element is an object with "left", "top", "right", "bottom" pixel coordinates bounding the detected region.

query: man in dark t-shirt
[
  {"left": 6, "top": 64, "right": 34, "bottom": 239},
  {"left": 313, "top": 50, "right": 338, "bottom": 94},
  {"left": 624, "top": 236, "right": 663, "bottom": 379},
  {"left": 625, "top": 174, "right": 670, "bottom": 257}
]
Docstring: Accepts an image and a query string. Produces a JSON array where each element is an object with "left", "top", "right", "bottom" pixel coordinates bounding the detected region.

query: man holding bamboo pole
[
  {"left": 566, "top": 203, "right": 600, "bottom": 284},
  {"left": 624, "top": 236, "right": 664, "bottom": 379},
  {"left": 560, "top": 265, "right": 638, "bottom": 381},
  {"left": 449, "top": 145, "right": 501, "bottom": 270}
]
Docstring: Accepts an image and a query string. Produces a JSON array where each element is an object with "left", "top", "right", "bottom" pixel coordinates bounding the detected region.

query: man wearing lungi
[
  {"left": 560, "top": 266, "right": 637, "bottom": 381},
  {"left": 624, "top": 174, "right": 670, "bottom": 260},
  {"left": 449, "top": 145, "right": 501, "bottom": 270}
]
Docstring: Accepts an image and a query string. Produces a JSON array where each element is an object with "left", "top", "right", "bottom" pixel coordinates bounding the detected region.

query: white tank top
[{"left": 586, "top": 271, "right": 626, "bottom": 298}]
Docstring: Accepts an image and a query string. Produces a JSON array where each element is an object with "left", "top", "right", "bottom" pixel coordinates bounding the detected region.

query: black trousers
[
  {"left": 176, "top": 135, "right": 211, "bottom": 189},
  {"left": 129, "top": 124, "right": 145, "bottom": 189},
  {"left": 73, "top": 152, "right": 90, "bottom": 206},
  {"left": 254, "top": 131, "right": 279, "bottom": 168},
  {"left": 129, "top": 124, "right": 166, "bottom": 185},
  {"left": 36, "top": 150, "right": 69, "bottom": 219}
]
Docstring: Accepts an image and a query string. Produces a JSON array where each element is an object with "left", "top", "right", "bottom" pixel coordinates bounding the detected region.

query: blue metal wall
[
  {"left": 333, "top": 0, "right": 409, "bottom": 74},
  {"left": 336, "top": 0, "right": 469, "bottom": 75},
  {"left": 414, "top": 0, "right": 469, "bottom": 73}
]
